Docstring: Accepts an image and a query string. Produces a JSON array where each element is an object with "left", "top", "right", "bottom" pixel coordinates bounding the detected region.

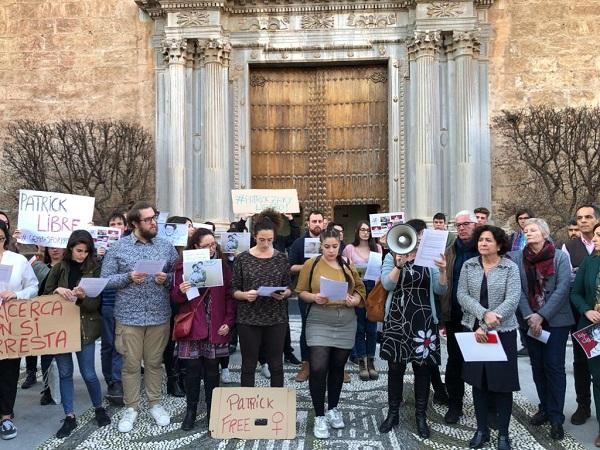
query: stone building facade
[{"left": 1, "top": 0, "right": 598, "bottom": 225}]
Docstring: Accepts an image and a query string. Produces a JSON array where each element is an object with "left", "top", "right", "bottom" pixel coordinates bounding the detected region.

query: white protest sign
[
  {"left": 17, "top": 190, "right": 95, "bottom": 248},
  {"left": 231, "top": 189, "right": 300, "bottom": 214},
  {"left": 368, "top": 212, "right": 405, "bottom": 238}
]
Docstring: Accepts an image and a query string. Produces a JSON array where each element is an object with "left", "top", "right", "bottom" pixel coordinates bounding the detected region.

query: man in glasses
[
  {"left": 101, "top": 201, "right": 179, "bottom": 434},
  {"left": 441, "top": 210, "right": 479, "bottom": 424}
]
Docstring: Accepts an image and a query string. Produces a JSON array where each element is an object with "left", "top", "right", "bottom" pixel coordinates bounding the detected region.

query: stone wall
[
  {"left": 0, "top": 0, "right": 155, "bottom": 131},
  {"left": 487, "top": 0, "right": 600, "bottom": 221}
]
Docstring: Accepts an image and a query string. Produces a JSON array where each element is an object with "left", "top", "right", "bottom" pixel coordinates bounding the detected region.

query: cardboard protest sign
[
  {"left": 572, "top": 323, "right": 600, "bottom": 359},
  {"left": 17, "top": 190, "right": 95, "bottom": 248},
  {"left": 220, "top": 232, "right": 251, "bottom": 254},
  {"left": 369, "top": 212, "right": 405, "bottom": 238},
  {"left": 231, "top": 189, "right": 300, "bottom": 214},
  {"left": 0, "top": 295, "right": 81, "bottom": 359},
  {"left": 210, "top": 387, "right": 296, "bottom": 439}
]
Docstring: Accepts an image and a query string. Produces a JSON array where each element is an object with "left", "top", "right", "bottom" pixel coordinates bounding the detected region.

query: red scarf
[{"left": 523, "top": 240, "right": 555, "bottom": 311}]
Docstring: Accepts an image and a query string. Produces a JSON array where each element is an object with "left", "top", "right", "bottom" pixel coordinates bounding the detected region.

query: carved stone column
[
  {"left": 162, "top": 38, "right": 195, "bottom": 216},
  {"left": 200, "top": 39, "right": 232, "bottom": 224},
  {"left": 448, "top": 31, "right": 481, "bottom": 211},
  {"left": 408, "top": 31, "right": 441, "bottom": 219}
]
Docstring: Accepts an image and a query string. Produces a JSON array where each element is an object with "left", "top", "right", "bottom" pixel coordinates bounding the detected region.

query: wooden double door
[{"left": 249, "top": 64, "right": 389, "bottom": 220}]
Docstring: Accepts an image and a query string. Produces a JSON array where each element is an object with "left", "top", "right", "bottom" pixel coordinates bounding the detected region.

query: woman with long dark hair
[
  {"left": 232, "top": 213, "right": 292, "bottom": 388},
  {"left": 44, "top": 230, "right": 110, "bottom": 438},
  {"left": 297, "top": 227, "right": 366, "bottom": 440},
  {"left": 172, "top": 227, "right": 236, "bottom": 430},
  {"left": 342, "top": 220, "right": 382, "bottom": 380},
  {"left": 378, "top": 219, "right": 447, "bottom": 438}
]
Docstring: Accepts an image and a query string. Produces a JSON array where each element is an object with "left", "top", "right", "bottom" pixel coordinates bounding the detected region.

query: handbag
[
  {"left": 172, "top": 289, "right": 209, "bottom": 341},
  {"left": 365, "top": 280, "right": 387, "bottom": 322}
]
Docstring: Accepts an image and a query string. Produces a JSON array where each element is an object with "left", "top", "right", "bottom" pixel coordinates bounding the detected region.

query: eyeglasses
[
  {"left": 140, "top": 215, "right": 158, "bottom": 224},
  {"left": 359, "top": 228, "right": 370, "bottom": 232},
  {"left": 198, "top": 242, "right": 217, "bottom": 249},
  {"left": 456, "top": 222, "right": 474, "bottom": 228},
  {"left": 517, "top": 216, "right": 530, "bottom": 221}
]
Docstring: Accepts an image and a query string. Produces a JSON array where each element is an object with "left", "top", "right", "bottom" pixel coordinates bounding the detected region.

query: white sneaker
[
  {"left": 260, "top": 364, "right": 271, "bottom": 379},
  {"left": 313, "top": 416, "right": 329, "bottom": 439},
  {"left": 220, "top": 368, "right": 232, "bottom": 384},
  {"left": 326, "top": 407, "right": 345, "bottom": 429},
  {"left": 118, "top": 408, "right": 138, "bottom": 433},
  {"left": 149, "top": 404, "right": 170, "bottom": 427}
]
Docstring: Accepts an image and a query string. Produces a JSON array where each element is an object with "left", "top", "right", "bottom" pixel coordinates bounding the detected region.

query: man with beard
[
  {"left": 288, "top": 210, "right": 325, "bottom": 382},
  {"left": 101, "top": 201, "right": 179, "bottom": 433}
]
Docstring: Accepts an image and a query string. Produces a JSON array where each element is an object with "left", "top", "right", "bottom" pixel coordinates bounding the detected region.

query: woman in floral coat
[{"left": 378, "top": 219, "right": 447, "bottom": 438}]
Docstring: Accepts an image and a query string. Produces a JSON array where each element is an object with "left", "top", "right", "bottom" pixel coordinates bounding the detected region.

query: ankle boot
[
  {"left": 367, "top": 358, "right": 379, "bottom": 380},
  {"left": 181, "top": 403, "right": 198, "bottom": 431},
  {"left": 414, "top": 369, "right": 431, "bottom": 439},
  {"left": 167, "top": 376, "right": 185, "bottom": 397},
  {"left": 358, "top": 358, "right": 370, "bottom": 381},
  {"left": 379, "top": 364, "right": 404, "bottom": 433}
]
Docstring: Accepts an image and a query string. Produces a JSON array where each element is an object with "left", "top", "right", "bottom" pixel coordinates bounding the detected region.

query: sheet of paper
[
  {"left": 455, "top": 331, "right": 507, "bottom": 362},
  {"left": 414, "top": 229, "right": 449, "bottom": 268},
  {"left": 183, "top": 249, "right": 210, "bottom": 262},
  {"left": 186, "top": 287, "right": 200, "bottom": 301},
  {"left": 363, "top": 252, "right": 383, "bottom": 281},
  {"left": 158, "top": 223, "right": 188, "bottom": 247},
  {"left": 77, "top": 278, "right": 109, "bottom": 297},
  {"left": 157, "top": 211, "right": 169, "bottom": 224},
  {"left": 304, "top": 238, "right": 320, "bottom": 258},
  {"left": 133, "top": 259, "right": 166, "bottom": 275},
  {"left": 0, "top": 264, "right": 13, "bottom": 284},
  {"left": 572, "top": 323, "right": 600, "bottom": 359},
  {"left": 257, "top": 286, "right": 288, "bottom": 296},
  {"left": 221, "top": 232, "right": 251, "bottom": 254},
  {"left": 183, "top": 259, "right": 224, "bottom": 293},
  {"left": 193, "top": 222, "right": 214, "bottom": 230},
  {"left": 319, "top": 276, "right": 348, "bottom": 302},
  {"left": 527, "top": 328, "right": 550, "bottom": 344}
]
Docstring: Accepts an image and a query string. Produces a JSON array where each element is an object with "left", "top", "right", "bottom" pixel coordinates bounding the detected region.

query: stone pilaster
[
  {"left": 408, "top": 30, "right": 441, "bottom": 220},
  {"left": 162, "top": 37, "right": 195, "bottom": 216},
  {"left": 200, "top": 39, "right": 232, "bottom": 224},
  {"left": 448, "top": 30, "right": 481, "bottom": 211}
]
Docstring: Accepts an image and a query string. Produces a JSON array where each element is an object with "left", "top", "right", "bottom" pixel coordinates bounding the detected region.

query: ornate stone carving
[
  {"left": 202, "top": 39, "right": 231, "bottom": 65},
  {"left": 176, "top": 11, "right": 209, "bottom": 26},
  {"left": 249, "top": 73, "right": 267, "bottom": 87},
  {"left": 407, "top": 30, "right": 441, "bottom": 59},
  {"left": 301, "top": 14, "right": 334, "bottom": 30},
  {"left": 134, "top": 0, "right": 163, "bottom": 18},
  {"left": 239, "top": 16, "right": 289, "bottom": 31},
  {"left": 162, "top": 38, "right": 195, "bottom": 64},
  {"left": 448, "top": 30, "right": 481, "bottom": 57},
  {"left": 347, "top": 13, "right": 396, "bottom": 28},
  {"left": 426, "top": 2, "right": 465, "bottom": 18},
  {"left": 369, "top": 70, "right": 387, "bottom": 83}
]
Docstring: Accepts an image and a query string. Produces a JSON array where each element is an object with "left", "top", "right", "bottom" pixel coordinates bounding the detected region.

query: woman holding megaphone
[{"left": 378, "top": 219, "right": 447, "bottom": 438}]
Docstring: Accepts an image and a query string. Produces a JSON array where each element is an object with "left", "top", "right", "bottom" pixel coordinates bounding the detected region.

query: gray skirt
[{"left": 306, "top": 305, "right": 357, "bottom": 350}]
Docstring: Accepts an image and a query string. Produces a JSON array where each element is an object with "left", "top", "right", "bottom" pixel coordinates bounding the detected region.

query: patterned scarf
[{"left": 523, "top": 240, "right": 555, "bottom": 311}]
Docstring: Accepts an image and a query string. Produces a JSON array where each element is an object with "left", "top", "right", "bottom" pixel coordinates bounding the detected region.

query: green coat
[
  {"left": 44, "top": 260, "right": 102, "bottom": 346},
  {"left": 570, "top": 254, "right": 600, "bottom": 329}
]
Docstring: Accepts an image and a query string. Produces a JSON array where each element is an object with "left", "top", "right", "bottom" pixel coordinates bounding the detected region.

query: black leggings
[
  {"left": 309, "top": 346, "right": 351, "bottom": 417},
  {"left": 472, "top": 374, "right": 513, "bottom": 436},
  {"left": 182, "top": 357, "right": 220, "bottom": 406},
  {"left": 238, "top": 323, "right": 286, "bottom": 387},
  {"left": 0, "top": 358, "right": 20, "bottom": 416}
]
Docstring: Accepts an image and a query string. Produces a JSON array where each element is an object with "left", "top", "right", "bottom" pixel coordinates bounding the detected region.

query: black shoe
[
  {"left": 516, "top": 347, "right": 528, "bottom": 357},
  {"left": 95, "top": 407, "right": 111, "bottom": 427},
  {"left": 469, "top": 430, "right": 490, "bottom": 449},
  {"left": 284, "top": 353, "right": 301, "bottom": 365},
  {"left": 21, "top": 371, "right": 37, "bottom": 389},
  {"left": 550, "top": 423, "right": 564, "bottom": 440},
  {"left": 56, "top": 416, "right": 77, "bottom": 439},
  {"left": 415, "top": 415, "right": 430, "bottom": 439},
  {"left": 106, "top": 381, "right": 124, "bottom": 406},
  {"left": 0, "top": 419, "right": 17, "bottom": 440},
  {"left": 181, "top": 404, "right": 198, "bottom": 431},
  {"left": 444, "top": 405, "right": 462, "bottom": 424},
  {"left": 571, "top": 404, "right": 591, "bottom": 425},
  {"left": 167, "top": 377, "right": 185, "bottom": 397},
  {"left": 40, "top": 388, "right": 56, "bottom": 406},
  {"left": 349, "top": 356, "right": 359, "bottom": 366},
  {"left": 529, "top": 410, "right": 548, "bottom": 426},
  {"left": 433, "top": 389, "right": 449, "bottom": 405},
  {"left": 497, "top": 435, "right": 511, "bottom": 450},
  {"left": 378, "top": 411, "right": 399, "bottom": 433}
]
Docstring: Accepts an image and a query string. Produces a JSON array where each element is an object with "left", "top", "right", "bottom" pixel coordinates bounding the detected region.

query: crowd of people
[{"left": 0, "top": 203, "right": 599, "bottom": 450}]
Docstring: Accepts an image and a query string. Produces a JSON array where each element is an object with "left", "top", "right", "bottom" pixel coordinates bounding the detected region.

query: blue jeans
[
  {"left": 526, "top": 325, "right": 570, "bottom": 425},
  {"left": 352, "top": 280, "right": 376, "bottom": 359},
  {"left": 298, "top": 298, "right": 309, "bottom": 361},
  {"left": 101, "top": 304, "right": 123, "bottom": 384},
  {"left": 55, "top": 342, "right": 103, "bottom": 415}
]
